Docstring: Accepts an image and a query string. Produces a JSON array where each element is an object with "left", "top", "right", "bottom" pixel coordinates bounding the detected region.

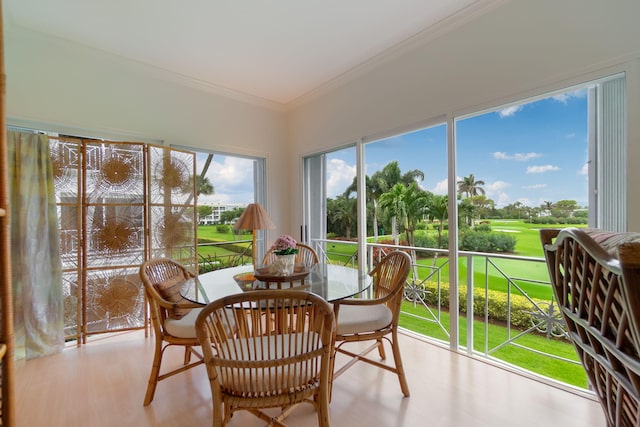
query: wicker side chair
[
  {"left": 139, "top": 258, "right": 205, "bottom": 406},
  {"left": 262, "top": 242, "right": 319, "bottom": 268},
  {"left": 195, "top": 289, "right": 336, "bottom": 427},
  {"left": 332, "top": 250, "right": 412, "bottom": 397},
  {"left": 541, "top": 228, "right": 640, "bottom": 427}
]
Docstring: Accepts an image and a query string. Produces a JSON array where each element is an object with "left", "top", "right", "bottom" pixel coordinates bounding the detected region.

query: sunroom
[{"left": 2, "top": 0, "right": 640, "bottom": 426}]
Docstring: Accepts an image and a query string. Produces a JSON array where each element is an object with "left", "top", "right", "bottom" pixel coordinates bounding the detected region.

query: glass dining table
[{"left": 181, "top": 263, "right": 372, "bottom": 304}]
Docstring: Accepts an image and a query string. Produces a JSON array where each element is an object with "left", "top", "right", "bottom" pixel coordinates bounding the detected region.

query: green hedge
[
  {"left": 197, "top": 237, "right": 249, "bottom": 255},
  {"left": 418, "top": 280, "right": 541, "bottom": 330}
]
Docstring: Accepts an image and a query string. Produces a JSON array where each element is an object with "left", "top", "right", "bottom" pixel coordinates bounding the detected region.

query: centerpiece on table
[{"left": 269, "top": 234, "right": 299, "bottom": 275}]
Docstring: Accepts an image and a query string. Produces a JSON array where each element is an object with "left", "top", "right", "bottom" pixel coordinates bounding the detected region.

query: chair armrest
[{"left": 155, "top": 298, "right": 203, "bottom": 310}]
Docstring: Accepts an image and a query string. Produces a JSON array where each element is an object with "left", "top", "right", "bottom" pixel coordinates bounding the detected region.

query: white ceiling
[{"left": 5, "top": 0, "right": 494, "bottom": 105}]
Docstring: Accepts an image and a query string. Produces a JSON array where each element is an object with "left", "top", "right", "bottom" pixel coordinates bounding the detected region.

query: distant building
[
  {"left": 198, "top": 202, "right": 246, "bottom": 225},
  {"left": 198, "top": 203, "right": 247, "bottom": 225}
]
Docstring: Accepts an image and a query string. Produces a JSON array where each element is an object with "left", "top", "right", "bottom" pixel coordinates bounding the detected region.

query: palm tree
[
  {"left": 330, "top": 195, "right": 357, "bottom": 239},
  {"left": 197, "top": 175, "right": 214, "bottom": 196},
  {"left": 401, "top": 168, "right": 425, "bottom": 185},
  {"left": 400, "top": 182, "right": 430, "bottom": 247},
  {"left": 425, "top": 195, "right": 448, "bottom": 248},
  {"left": 375, "top": 161, "right": 425, "bottom": 241},
  {"left": 457, "top": 174, "right": 486, "bottom": 224},
  {"left": 378, "top": 184, "right": 408, "bottom": 245},
  {"left": 542, "top": 200, "right": 554, "bottom": 216},
  {"left": 457, "top": 174, "right": 485, "bottom": 198}
]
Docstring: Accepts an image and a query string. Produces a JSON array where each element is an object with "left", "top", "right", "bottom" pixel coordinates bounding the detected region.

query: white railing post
[{"left": 466, "top": 253, "right": 474, "bottom": 355}]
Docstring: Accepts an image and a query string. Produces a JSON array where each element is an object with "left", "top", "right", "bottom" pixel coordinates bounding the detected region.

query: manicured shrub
[
  {"left": 216, "top": 224, "right": 231, "bottom": 233},
  {"left": 414, "top": 233, "right": 438, "bottom": 249},
  {"left": 474, "top": 223, "right": 492, "bottom": 232},
  {"left": 459, "top": 231, "right": 491, "bottom": 252},
  {"left": 488, "top": 233, "right": 517, "bottom": 252},
  {"left": 412, "top": 279, "right": 544, "bottom": 331},
  {"left": 459, "top": 231, "right": 517, "bottom": 253}
]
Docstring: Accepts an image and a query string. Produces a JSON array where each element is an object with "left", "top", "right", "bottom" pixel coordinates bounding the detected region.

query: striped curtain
[{"left": 7, "top": 131, "right": 63, "bottom": 359}]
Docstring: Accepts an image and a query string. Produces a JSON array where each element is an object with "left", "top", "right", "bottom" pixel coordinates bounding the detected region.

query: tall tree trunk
[
  {"left": 391, "top": 216, "right": 398, "bottom": 245},
  {"left": 372, "top": 200, "right": 379, "bottom": 242}
]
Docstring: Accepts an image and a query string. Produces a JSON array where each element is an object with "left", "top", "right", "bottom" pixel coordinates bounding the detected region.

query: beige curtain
[{"left": 8, "top": 131, "right": 63, "bottom": 359}]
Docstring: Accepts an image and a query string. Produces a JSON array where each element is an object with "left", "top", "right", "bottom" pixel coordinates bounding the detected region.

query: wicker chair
[
  {"left": 332, "top": 250, "right": 412, "bottom": 397},
  {"left": 139, "top": 258, "right": 205, "bottom": 406},
  {"left": 195, "top": 289, "right": 336, "bottom": 427},
  {"left": 541, "top": 228, "right": 640, "bottom": 427},
  {"left": 262, "top": 242, "right": 319, "bottom": 268}
]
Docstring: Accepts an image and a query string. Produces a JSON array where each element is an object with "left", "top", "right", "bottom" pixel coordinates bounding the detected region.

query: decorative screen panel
[
  {"left": 84, "top": 142, "right": 145, "bottom": 205},
  {"left": 51, "top": 138, "right": 81, "bottom": 200},
  {"left": 148, "top": 146, "right": 195, "bottom": 206},
  {"left": 84, "top": 204, "right": 145, "bottom": 268},
  {"left": 51, "top": 138, "right": 196, "bottom": 343},
  {"left": 148, "top": 145, "right": 197, "bottom": 269},
  {"left": 62, "top": 272, "right": 79, "bottom": 338},
  {"left": 85, "top": 267, "right": 145, "bottom": 333},
  {"left": 51, "top": 137, "right": 82, "bottom": 341},
  {"left": 149, "top": 205, "right": 196, "bottom": 262}
]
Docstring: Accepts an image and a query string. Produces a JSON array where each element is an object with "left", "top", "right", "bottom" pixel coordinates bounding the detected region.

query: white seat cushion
[
  {"left": 336, "top": 304, "right": 392, "bottom": 335},
  {"left": 164, "top": 307, "right": 202, "bottom": 338}
]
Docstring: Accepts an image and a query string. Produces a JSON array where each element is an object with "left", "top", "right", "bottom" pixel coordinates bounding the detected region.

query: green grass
[
  {"left": 400, "top": 302, "right": 587, "bottom": 388},
  {"left": 196, "top": 226, "right": 253, "bottom": 264}
]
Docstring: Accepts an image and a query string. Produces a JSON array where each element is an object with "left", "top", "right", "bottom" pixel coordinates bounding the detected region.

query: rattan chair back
[
  {"left": 196, "top": 289, "right": 335, "bottom": 427},
  {"left": 541, "top": 228, "right": 640, "bottom": 427},
  {"left": 262, "top": 242, "right": 319, "bottom": 267}
]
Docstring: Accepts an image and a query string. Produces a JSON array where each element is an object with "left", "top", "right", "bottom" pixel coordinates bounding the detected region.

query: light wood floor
[{"left": 15, "top": 330, "right": 605, "bottom": 426}]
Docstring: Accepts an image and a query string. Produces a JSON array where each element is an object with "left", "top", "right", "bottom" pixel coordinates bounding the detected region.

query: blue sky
[
  {"left": 196, "top": 154, "right": 255, "bottom": 205},
  {"left": 326, "top": 89, "right": 589, "bottom": 208}
]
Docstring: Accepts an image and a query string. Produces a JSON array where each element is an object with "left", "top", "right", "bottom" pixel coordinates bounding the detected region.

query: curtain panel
[{"left": 8, "top": 131, "right": 63, "bottom": 359}]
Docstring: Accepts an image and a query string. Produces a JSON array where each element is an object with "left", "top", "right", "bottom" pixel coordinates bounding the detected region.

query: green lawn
[{"left": 400, "top": 302, "right": 587, "bottom": 388}]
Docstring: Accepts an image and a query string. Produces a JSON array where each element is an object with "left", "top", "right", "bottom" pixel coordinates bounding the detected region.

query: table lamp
[{"left": 233, "top": 203, "right": 276, "bottom": 270}]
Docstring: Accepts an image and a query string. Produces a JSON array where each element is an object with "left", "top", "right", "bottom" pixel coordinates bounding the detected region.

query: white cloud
[
  {"left": 516, "top": 197, "right": 532, "bottom": 206},
  {"left": 498, "top": 105, "right": 523, "bottom": 118},
  {"left": 431, "top": 178, "right": 449, "bottom": 195},
  {"left": 198, "top": 155, "right": 256, "bottom": 205},
  {"left": 485, "top": 180, "right": 511, "bottom": 195},
  {"left": 552, "top": 88, "right": 587, "bottom": 104},
  {"left": 526, "top": 165, "right": 560, "bottom": 174},
  {"left": 493, "top": 151, "right": 542, "bottom": 161},
  {"left": 552, "top": 94, "right": 570, "bottom": 104},
  {"left": 523, "top": 183, "right": 547, "bottom": 189},
  {"left": 326, "top": 158, "right": 356, "bottom": 198},
  {"left": 566, "top": 132, "right": 576, "bottom": 139},
  {"left": 496, "top": 192, "right": 511, "bottom": 207},
  {"left": 579, "top": 163, "right": 588, "bottom": 176}
]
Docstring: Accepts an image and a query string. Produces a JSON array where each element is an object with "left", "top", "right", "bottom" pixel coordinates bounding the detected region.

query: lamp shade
[{"left": 234, "top": 203, "right": 275, "bottom": 231}]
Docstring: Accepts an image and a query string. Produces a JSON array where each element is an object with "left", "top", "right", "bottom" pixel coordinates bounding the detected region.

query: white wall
[
  {"left": 4, "top": 25, "right": 292, "bottom": 237},
  {"left": 289, "top": 0, "right": 640, "bottom": 231}
]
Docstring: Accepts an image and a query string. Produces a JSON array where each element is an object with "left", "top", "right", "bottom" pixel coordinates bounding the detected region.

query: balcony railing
[{"left": 312, "top": 238, "right": 587, "bottom": 393}]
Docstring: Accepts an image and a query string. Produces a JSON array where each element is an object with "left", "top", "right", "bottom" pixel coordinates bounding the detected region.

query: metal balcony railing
[{"left": 311, "top": 238, "right": 587, "bottom": 393}]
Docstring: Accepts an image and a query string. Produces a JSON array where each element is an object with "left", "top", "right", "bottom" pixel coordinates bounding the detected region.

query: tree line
[{"left": 326, "top": 161, "right": 585, "bottom": 247}]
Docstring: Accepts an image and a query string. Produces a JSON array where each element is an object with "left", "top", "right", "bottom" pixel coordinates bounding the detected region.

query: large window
[
  {"left": 304, "top": 73, "right": 626, "bottom": 262},
  {"left": 302, "top": 73, "right": 627, "bottom": 389},
  {"left": 185, "top": 148, "right": 268, "bottom": 268}
]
